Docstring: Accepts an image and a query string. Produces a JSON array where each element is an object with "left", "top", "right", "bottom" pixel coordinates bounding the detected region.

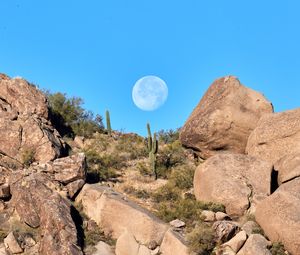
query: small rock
[
  {"left": 4, "top": 232, "right": 23, "bottom": 254},
  {"left": 216, "top": 212, "right": 231, "bottom": 221},
  {"left": 213, "top": 221, "right": 240, "bottom": 243},
  {"left": 0, "top": 243, "right": 7, "bottom": 255},
  {"left": 74, "top": 136, "right": 85, "bottom": 148},
  {"left": 242, "top": 221, "right": 259, "bottom": 236},
  {"left": 92, "top": 241, "right": 114, "bottom": 255},
  {"left": 138, "top": 245, "right": 151, "bottom": 255},
  {"left": 0, "top": 184, "right": 10, "bottom": 199},
  {"left": 169, "top": 219, "right": 186, "bottom": 228},
  {"left": 0, "top": 201, "right": 5, "bottom": 211},
  {"left": 201, "top": 210, "right": 215, "bottom": 222},
  {"left": 148, "top": 241, "right": 158, "bottom": 250},
  {"left": 66, "top": 179, "right": 85, "bottom": 199},
  {"left": 150, "top": 247, "right": 160, "bottom": 255},
  {"left": 222, "top": 231, "right": 247, "bottom": 253},
  {"left": 53, "top": 153, "right": 86, "bottom": 184},
  {"left": 86, "top": 220, "right": 98, "bottom": 232},
  {"left": 22, "top": 234, "right": 36, "bottom": 249}
]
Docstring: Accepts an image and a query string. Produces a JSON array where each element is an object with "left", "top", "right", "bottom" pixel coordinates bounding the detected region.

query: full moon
[{"left": 132, "top": 75, "right": 168, "bottom": 111}]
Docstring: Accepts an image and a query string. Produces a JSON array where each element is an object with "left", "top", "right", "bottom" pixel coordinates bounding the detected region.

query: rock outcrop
[
  {"left": 246, "top": 108, "right": 300, "bottom": 165},
  {"left": 255, "top": 177, "right": 300, "bottom": 255},
  {"left": 76, "top": 184, "right": 168, "bottom": 246},
  {"left": 0, "top": 75, "right": 65, "bottom": 164},
  {"left": 180, "top": 76, "right": 273, "bottom": 159},
  {"left": 194, "top": 154, "right": 273, "bottom": 216},
  {"left": 9, "top": 172, "right": 83, "bottom": 255}
]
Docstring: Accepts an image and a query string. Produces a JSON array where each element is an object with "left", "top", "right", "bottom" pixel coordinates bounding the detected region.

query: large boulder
[
  {"left": 194, "top": 154, "right": 273, "bottom": 216},
  {"left": 274, "top": 153, "right": 300, "bottom": 185},
  {"left": 0, "top": 74, "right": 65, "bottom": 163},
  {"left": 255, "top": 177, "right": 300, "bottom": 255},
  {"left": 246, "top": 108, "right": 300, "bottom": 165},
  {"left": 160, "top": 229, "right": 191, "bottom": 255},
  {"left": 76, "top": 184, "right": 168, "bottom": 246},
  {"left": 180, "top": 76, "right": 273, "bottom": 159},
  {"left": 9, "top": 172, "right": 83, "bottom": 255},
  {"left": 236, "top": 234, "right": 271, "bottom": 255}
]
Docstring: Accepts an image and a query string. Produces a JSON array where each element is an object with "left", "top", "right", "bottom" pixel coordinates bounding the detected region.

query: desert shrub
[
  {"left": 0, "top": 229, "right": 7, "bottom": 242},
  {"left": 123, "top": 186, "right": 150, "bottom": 199},
  {"left": 88, "top": 134, "right": 109, "bottom": 151},
  {"left": 157, "top": 128, "right": 180, "bottom": 144},
  {"left": 84, "top": 227, "right": 106, "bottom": 247},
  {"left": 155, "top": 197, "right": 224, "bottom": 224},
  {"left": 252, "top": 225, "right": 265, "bottom": 235},
  {"left": 168, "top": 165, "right": 195, "bottom": 190},
  {"left": 115, "top": 134, "right": 148, "bottom": 160},
  {"left": 46, "top": 92, "right": 104, "bottom": 138},
  {"left": 155, "top": 140, "right": 186, "bottom": 178},
  {"left": 84, "top": 149, "right": 120, "bottom": 182},
  {"left": 152, "top": 183, "right": 181, "bottom": 203},
  {"left": 155, "top": 198, "right": 203, "bottom": 223},
  {"left": 186, "top": 222, "right": 216, "bottom": 255},
  {"left": 137, "top": 162, "right": 152, "bottom": 176},
  {"left": 21, "top": 148, "right": 35, "bottom": 167},
  {"left": 270, "top": 242, "right": 286, "bottom": 255}
]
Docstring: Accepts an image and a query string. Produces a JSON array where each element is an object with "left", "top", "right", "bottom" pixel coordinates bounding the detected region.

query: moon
[{"left": 132, "top": 75, "right": 168, "bottom": 111}]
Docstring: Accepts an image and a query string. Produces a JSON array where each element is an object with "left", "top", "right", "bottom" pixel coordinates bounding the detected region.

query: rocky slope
[{"left": 1, "top": 73, "right": 299, "bottom": 255}]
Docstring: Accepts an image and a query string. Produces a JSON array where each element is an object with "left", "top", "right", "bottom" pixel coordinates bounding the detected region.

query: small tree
[{"left": 46, "top": 92, "right": 104, "bottom": 138}]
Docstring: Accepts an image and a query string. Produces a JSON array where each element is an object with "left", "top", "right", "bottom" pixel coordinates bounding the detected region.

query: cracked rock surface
[
  {"left": 246, "top": 108, "right": 300, "bottom": 165},
  {"left": 0, "top": 75, "right": 65, "bottom": 165},
  {"left": 193, "top": 153, "right": 273, "bottom": 216}
]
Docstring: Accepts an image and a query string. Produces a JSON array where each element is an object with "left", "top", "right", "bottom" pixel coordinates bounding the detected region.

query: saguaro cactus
[
  {"left": 147, "top": 123, "right": 158, "bottom": 179},
  {"left": 106, "top": 110, "right": 112, "bottom": 136}
]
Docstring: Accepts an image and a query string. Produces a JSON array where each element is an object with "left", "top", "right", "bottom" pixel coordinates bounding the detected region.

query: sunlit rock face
[
  {"left": 0, "top": 74, "right": 65, "bottom": 164},
  {"left": 180, "top": 76, "right": 273, "bottom": 159}
]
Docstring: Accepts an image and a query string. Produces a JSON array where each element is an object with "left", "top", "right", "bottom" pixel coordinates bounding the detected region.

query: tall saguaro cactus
[
  {"left": 106, "top": 110, "right": 112, "bottom": 136},
  {"left": 147, "top": 123, "right": 158, "bottom": 179}
]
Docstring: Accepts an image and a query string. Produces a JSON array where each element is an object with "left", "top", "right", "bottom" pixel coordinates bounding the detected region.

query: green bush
[
  {"left": 115, "top": 134, "right": 148, "bottom": 160},
  {"left": 84, "top": 227, "right": 107, "bottom": 247},
  {"left": 168, "top": 165, "right": 195, "bottom": 190},
  {"left": 123, "top": 186, "right": 150, "bottom": 199},
  {"left": 0, "top": 229, "right": 7, "bottom": 242},
  {"left": 155, "top": 140, "right": 186, "bottom": 178},
  {"left": 46, "top": 92, "right": 104, "bottom": 138},
  {"left": 270, "top": 242, "right": 286, "bottom": 255},
  {"left": 155, "top": 198, "right": 202, "bottom": 223},
  {"left": 152, "top": 183, "right": 181, "bottom": 203},
  {"left": 186, "top": 222, "right": 216, "bottom": 255},
  {"left": 21, "top": 148, "right": 35, "bottom": 167},
  {"left": 84, "top": 149, "right": 121, "bottom": 182},
  {"left": 157, "top": 128, "right": 180, "bottom": 144},
  {"left": 137, "top": 162, "right": 152, "bottom": 176}
]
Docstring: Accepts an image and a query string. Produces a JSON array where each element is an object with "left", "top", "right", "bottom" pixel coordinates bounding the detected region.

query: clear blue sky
[{"left": 1, "top": 1, "right": 299, "bottom": 136}]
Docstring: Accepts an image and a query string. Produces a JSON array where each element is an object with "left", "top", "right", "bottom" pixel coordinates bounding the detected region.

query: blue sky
[{"left": 0, "top": 1, "right": 299, "bottom": 136}]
